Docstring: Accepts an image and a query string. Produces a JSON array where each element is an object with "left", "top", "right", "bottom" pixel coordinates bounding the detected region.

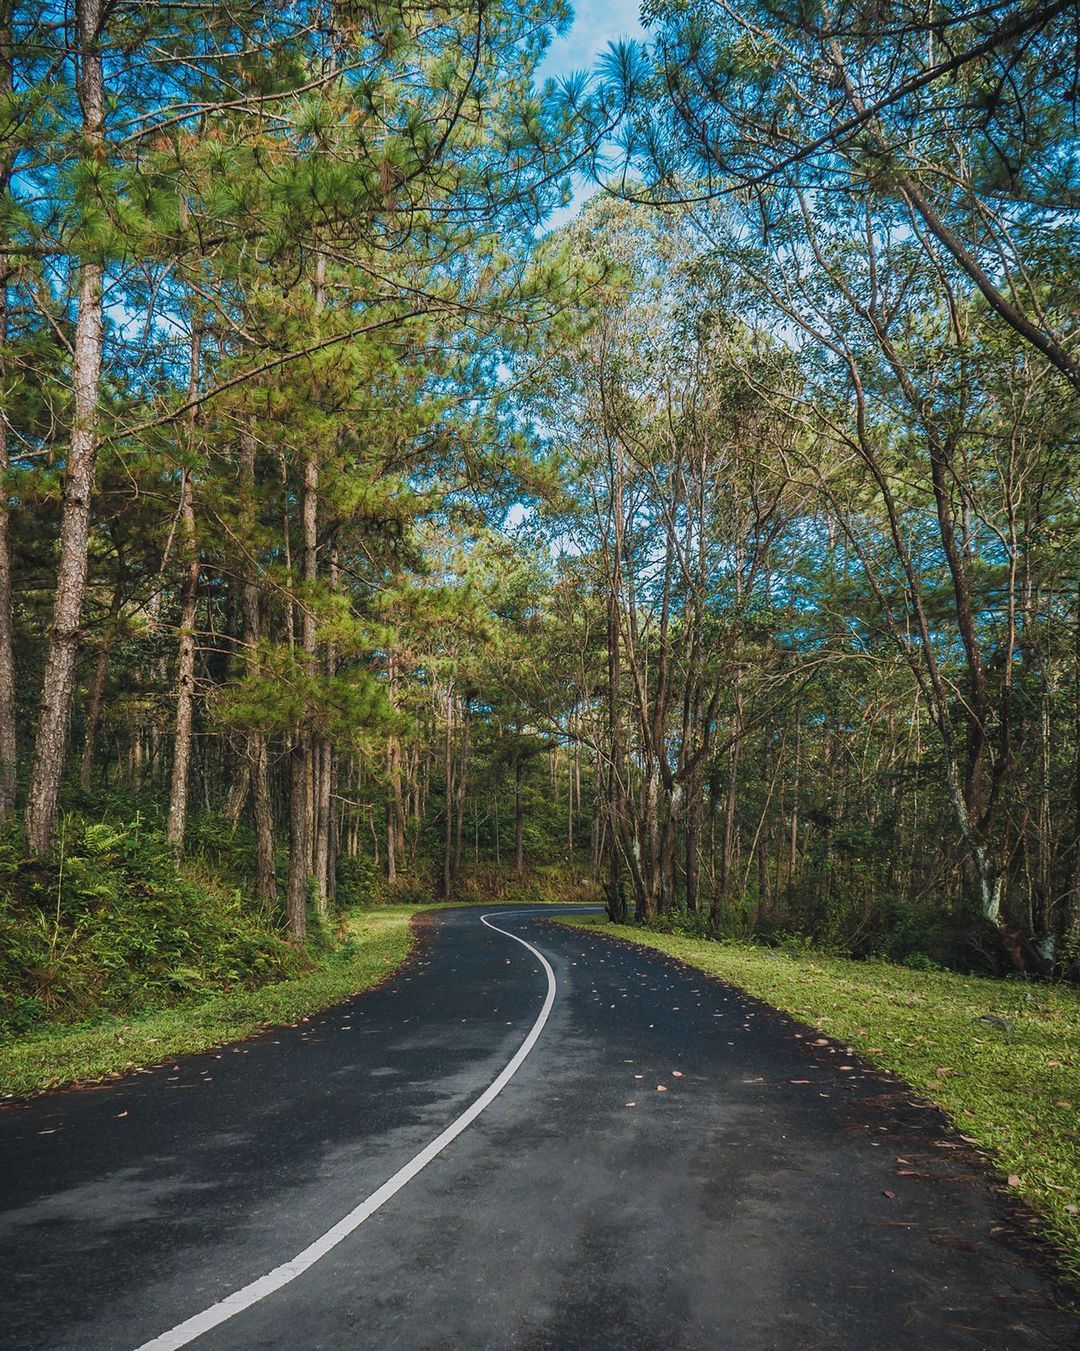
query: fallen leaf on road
[
  {"left": 882, "top": 1190, "right": 896, "bottom": 1199},
  {"left": 624, "top": 1102, "right": 636, "bottom": 1108},
  {"left": 656, "top": 1085, "right": 668, "bottom": 1092},
  {"left": 116, "top": 1111, "right": 128, "bottom": 1118},
  {"left": 672, "top": 1070, "right": 683, "bottom": 1078}
]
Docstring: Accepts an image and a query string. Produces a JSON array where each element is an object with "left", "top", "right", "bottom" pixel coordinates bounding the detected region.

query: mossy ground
[
  {"left": 0, "top": 904, "right": 437, "bottom": 1098},
  {"left": 557, "top": 914, "right": 1080, "bottom": 1284}
]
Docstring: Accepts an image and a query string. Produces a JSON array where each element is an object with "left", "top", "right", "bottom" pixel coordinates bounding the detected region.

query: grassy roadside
[
  {"left": 557, "top": 914, "right": 1080, "bottom": 1284},
  {"left": 0, "top": 904, "right": 441, "bottom": 1100}
]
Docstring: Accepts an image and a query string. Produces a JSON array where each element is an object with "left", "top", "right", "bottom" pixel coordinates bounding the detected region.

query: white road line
[{"left": 135, "top": 910, "right": 556, "bottom": 1351}]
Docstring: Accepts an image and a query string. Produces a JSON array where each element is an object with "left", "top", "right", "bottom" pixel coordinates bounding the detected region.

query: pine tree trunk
[
  {"left": 24, "top": 0, "right": 105, "bottom": 856},
  {"left": 238, "top": 427, "right": 277, "bottom": 906},
  {"left": 298, "top": 255, "right": 324, "bottom": 905},
  {"left": 0, "top": 272, "right": 15, "bottom": 820},
  {"left": 386, "top": 733, "right": 405, "bottom": 883},
  {"left": 79, "top": 577, "right": 125, "bottom": 790},
  {"left": 25, "top": 311, "right": 102, "bottom": 847},
  {"left": 1063, "top": 581, "right": 1080, "bottom": 976},
  {"left": 313, "top": 739, "right": 332, "bottom": 910},
  {"left": 251, "top": 736, "right": 276, "bottom": 904},
  {"left": 567, "top": 713, "right": 574, "bottom": 862},
  {"left": 326, "top": 748, "right": 338, "bottom": 904},
  {"left": 166, "top": 320, "right": 202, "bottom": 850},
  {"left": 685, "top": 770, "right": 702, "bottom": 913},
  {"left": 286, "top": 734, "right": 308, "bottom": 940},
  {"left": 514, "top": 756, "right": 524, "bottom": 875},
  {"left": 285, "top": 422, "right": 319, "bottom": 939},
  {"left": 787, "top": 713, "right": 801, "bottom": 899},
  {"left": 166, "top": 466, "right": 199, "bottom": 847},
  {"left": 453, "top": 697, "right": 468, "bottom": 882},
  {"left": 442, "top": 685, "right": 453, "bottom": 898},
  {"left": 385, "top": 750, "right": 397, "bottom": 885},
  {"left": 712, "top": 682, "right": 743, "bottom": 928},
  {"left": 299, "top": 451, "right": 318, "bottom": 888},
  {"left": 79, "top": 647, "right": 109, "bottom": 790},
  {"left": 0, "top": 2, "right": 15, "bottom": 823}
]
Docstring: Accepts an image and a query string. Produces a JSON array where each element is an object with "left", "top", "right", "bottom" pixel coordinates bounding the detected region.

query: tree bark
[
  {"left": 514, "top": 755, "right": 524, "bottom": 875},
  {"left": 0, "top": 2, "right": 16, "bottom": 822},
  {"left": 78, "top": 579, "right": 123, "bottom": 789},
  {"left": 24, "top": 0, "right": 105, "bottom": 855},
  {"left": 685, "top": 767, "right": 702, "bottom": 913},
  {"left": 714, "top": 680, "right": 743, "bottom": 924},
  {"left": 313, "top": 738, "right": 332, "bottom": 908},
  {"left": 285, "top": 446, "right": 318, "bottom": 935},
  {"left": 297, "top": 258, "right": 323, "bottom": 906},
  {"left": 166, "top": 322, "right": 202, "bottom": 849},
  {"left": 237, "top": 427, "right": 277, "bottom": 906},
  {"left": 285, "top": 733, "right": 309, "bottom": 940},
  {"left": 441, "top": 684, "right": 453, "bottom": 898}
]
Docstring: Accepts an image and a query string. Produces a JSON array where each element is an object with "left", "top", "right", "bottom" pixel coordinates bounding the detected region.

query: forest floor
[
  {"left": 0, "top": 904, "right": 439, "bottom": 1099},
  {"left": 557, "top": 915, "right": 1080, "bottom": 1284}
]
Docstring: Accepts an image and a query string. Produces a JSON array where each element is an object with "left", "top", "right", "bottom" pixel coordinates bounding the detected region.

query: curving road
[{"left": 1, "top": 905, "right": 1076, "bottom": 1350}]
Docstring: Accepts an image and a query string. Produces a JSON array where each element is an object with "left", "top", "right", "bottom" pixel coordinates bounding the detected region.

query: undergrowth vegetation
[
  {"left": 648, "top": 895, "right": 1007, "bottom": 975},
  {"left": 0, "top": 781, "right": 593, "bottom": 1046},
  {"left": 0, "top": 810, "right": 299, "bottom": 1036},
  {"left": 0, "top": 905, "right": 428, "bottom": 1098}
]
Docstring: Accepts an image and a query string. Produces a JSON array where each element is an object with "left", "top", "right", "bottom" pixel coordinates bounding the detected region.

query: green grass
[
  {"left": 557, "top": 915, "right": 1080, "bottom": 1283},
  {"left": 0, "top": 904, "right": 438, "bottom": 1099}
]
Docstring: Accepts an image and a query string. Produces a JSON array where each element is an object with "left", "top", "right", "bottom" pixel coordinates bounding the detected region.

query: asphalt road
[{"left": 1, "top": 905, "right": 1076, "bottom": 1350}]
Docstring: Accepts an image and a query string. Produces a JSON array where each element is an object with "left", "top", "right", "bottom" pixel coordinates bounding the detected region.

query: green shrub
[
  {"left": 0, "top": 813, "right": 298, "bottom": 1034},
  {"left": 336, "top": 854, "right": 378, "bottom": 909}
]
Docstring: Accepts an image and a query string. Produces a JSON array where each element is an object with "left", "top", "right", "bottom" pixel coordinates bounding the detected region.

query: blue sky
[
  {"left": 538, "top": 0, "right": 646, "bottom": 228},
  {"left": 540, "top": 0, "right": 645, "bottom": 82}
]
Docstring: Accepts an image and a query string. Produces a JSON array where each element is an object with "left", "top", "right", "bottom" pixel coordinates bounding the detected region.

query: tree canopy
[{"left": 1, "top": 0, "right": 1077, "bottom": 986}]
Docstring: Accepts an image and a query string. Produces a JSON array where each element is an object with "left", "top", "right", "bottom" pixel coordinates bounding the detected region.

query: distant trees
[
  {"left": 527, "top": 204, "right": 806, "bottom": 922},
  {"left": 524, "top": 190, "right": 1077, "bottom": 973},
  {"left": 549, "top": 0, "right": 1080, "bottom": 969}
]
